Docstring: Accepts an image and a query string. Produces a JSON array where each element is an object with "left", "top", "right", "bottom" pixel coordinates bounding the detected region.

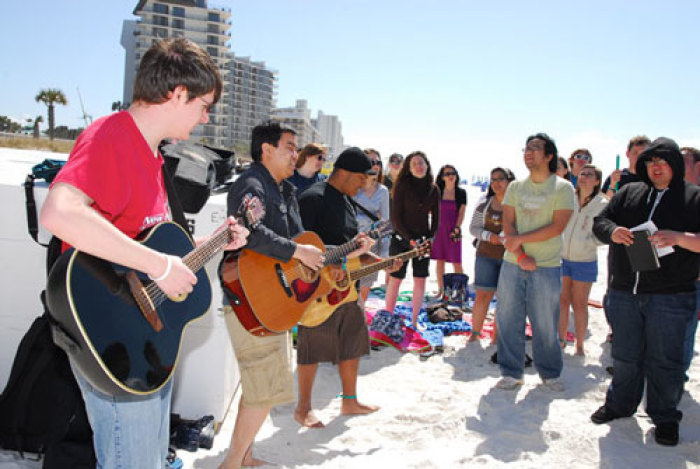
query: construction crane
[{"left": 76, "top": 87, "right": 93, "bottom": 127}]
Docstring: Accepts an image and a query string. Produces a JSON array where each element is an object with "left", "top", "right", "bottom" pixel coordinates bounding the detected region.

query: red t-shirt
[{"left": 52, "top": 111, "right": 170, "bottom": 240}]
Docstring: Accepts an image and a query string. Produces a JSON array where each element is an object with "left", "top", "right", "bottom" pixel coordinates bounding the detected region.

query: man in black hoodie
[{"left": 591, "top": 137, "right": 700, "bottom": 446}]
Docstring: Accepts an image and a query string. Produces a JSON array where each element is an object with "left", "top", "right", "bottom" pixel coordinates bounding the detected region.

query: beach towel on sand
[{"left": 365, "top": 304, "right": 472, "bottom": 352}]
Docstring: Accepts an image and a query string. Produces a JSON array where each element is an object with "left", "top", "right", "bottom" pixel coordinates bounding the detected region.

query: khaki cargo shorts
[{"left": 223, "top": 306, "right": 294, "bottom": 408}]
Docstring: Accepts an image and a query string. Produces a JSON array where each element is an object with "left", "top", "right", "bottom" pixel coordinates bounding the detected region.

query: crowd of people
[{"left": 34, "top": 37, "right": 700, "bottom": 469}]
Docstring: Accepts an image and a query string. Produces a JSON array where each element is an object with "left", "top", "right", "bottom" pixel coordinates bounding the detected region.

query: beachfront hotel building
[
  {"left": 225, "top": 55, "right": 277, "bottom": 153},
  {"left": 313, "top": 111, "right": 345, "bottom": 159},
  {"left": 120, "top": 0, "right": 277, "bottom": 150},
  {"left": 270, "top": 100, "right": 322, "bottom": 150}
]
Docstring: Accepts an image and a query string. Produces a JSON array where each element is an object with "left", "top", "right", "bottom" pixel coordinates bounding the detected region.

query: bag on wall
[{"left": 160, "top": 141, "right": 221, "bottom": 213}]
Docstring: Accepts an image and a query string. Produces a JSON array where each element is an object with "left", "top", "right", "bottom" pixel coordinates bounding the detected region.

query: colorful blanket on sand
[{"left": 364, "top": 289, "right": 472, "bottom": 352}]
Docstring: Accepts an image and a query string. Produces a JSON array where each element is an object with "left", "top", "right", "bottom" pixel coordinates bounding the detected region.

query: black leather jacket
[{"left": 227, "top": 162, "right": 303, "bottom": 261}]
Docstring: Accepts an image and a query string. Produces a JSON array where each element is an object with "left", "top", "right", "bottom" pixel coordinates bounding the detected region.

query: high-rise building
[
  {"left": 122, "top": 0, "right": 232, "bottom": 148},
  {"left": 270, "top": 100, "right": 321, "bottom": 149},
  {"left": 226, "top": 55, "right": 277, "bottom": 153},
  {"left": 313, "top": 111, "right": 344, "bottom": 159}
]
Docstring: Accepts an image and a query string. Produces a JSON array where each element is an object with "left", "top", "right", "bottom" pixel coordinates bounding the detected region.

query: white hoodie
[{"left": 561, "top": 193, "right": 608, "bottom": 262}]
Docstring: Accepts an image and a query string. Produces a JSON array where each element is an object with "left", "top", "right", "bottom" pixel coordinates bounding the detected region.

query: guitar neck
[
  {"left": 348, "top": 248, "right": 420, "bottom": 280},
  {"left": 322, "top": 223, "right": 388, "bottom": 266},
  {"left": 182, "top": 227, "right": 232, "bottom": 273}
]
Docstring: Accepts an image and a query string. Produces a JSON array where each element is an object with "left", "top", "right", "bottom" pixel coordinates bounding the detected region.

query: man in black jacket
[
  {"left": 221, "top": 122, "right": 325, "bottom": 468},
  {"left": 591, "top": 137, "right": 700, "bottom": 446}
]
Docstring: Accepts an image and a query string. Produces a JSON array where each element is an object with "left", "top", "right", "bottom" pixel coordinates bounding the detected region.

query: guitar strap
[
  {"left": 347, "top": 197, "right": 379, "bottom": 222},
  {"left": 162, "top": 163, "right": 190, "bottom": 233}
]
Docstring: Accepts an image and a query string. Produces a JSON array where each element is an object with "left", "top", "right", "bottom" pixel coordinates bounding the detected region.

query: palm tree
[
  {"left": 35, "top": 88, "right": 68, "bottom": 140},
  {"left": 33, "top": 115, "right": 43, "bottom": 139}
]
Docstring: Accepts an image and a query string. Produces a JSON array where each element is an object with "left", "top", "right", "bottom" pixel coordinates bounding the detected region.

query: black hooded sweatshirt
[{"left": 593, "top": 137, "right": 700, "bottom": 294}]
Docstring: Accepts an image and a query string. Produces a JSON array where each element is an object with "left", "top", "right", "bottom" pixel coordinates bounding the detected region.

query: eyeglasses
[
  {"left": 389, "top": 159, "right": 402, "bottom": 165},
  {"left": 578, "top": 171, "right": 596, "bottom": 178},
  {"left": 574, "top": 153, "right": 591, "bottom": 161},
  {"left": 645, "top": 156, "right": 669, "bottom": 166},
  {"left": 490, "top": 177, "right": 506, "bottom": 182},
  {"left": 522, "top": 144, "right": 545, "bottom": 153},
  {"left": 443, "top": 171, "right": 457, "bottom": 176},
  {"left": 371, "top": 160, "right": 382, "bottom": 167},
  {"left": 198, "top": 97, "right": 213, "bottom": 113}
]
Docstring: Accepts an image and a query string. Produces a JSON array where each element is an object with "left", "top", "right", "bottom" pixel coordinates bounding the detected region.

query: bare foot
[
  {"left": 575, "top": 348, "right": 585, "bottom": 357},
  {"left": 294, "top": 408, "right": 325, "bottom": 428},
  {"left": 219, "top": 446, "right": 272, "bottom": 469},
  {"left": 241, "top": 455, "right": 271, "bottom": 467},
  {"left": 468, "top": 333, "right": 481, "bottom": 343},
  {"left": 341, "top": 399, "right": 380, "bottom": 416}
]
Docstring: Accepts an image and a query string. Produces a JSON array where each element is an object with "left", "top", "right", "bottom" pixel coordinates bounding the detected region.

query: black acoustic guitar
[{"left": 45, "top": 198, "right": 260, "bottom": 397}]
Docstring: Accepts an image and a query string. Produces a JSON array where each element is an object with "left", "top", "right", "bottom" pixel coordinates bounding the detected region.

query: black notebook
[{"left": 625, "top": 230, "right": 660, "bottom": 272}]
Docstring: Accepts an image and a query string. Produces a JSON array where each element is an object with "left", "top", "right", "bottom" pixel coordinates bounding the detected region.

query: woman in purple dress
[{"left": 430, "top": 165, "right": 467, "bottom": 298}]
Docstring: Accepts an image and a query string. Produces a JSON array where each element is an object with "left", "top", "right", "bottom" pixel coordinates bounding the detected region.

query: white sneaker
[
  {"left": 540, "top": 377, "right": 564, "bottom": 392},
  {"left": 495, "top": 376, "right": 523, "bottom": 390}
]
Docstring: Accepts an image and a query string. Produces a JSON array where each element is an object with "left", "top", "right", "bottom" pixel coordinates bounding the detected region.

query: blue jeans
[
  {"left": 605, "top": 289, "right": 696, "bottom": 424},
  {"left": 496, "top": 261, "right": 563, "bottom": 380},
  {"left": 683, "top": 281, "right": 700, "bottom": 372},
  {"left": 73, "top": 365, "right": 172, "bottom": 469}
]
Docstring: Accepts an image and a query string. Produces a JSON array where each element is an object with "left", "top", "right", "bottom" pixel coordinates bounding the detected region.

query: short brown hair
[
  {"left": 133, "top": 38, "right": 222, "bottom": 105},
  {"left": 681, "top": 146, "right": 700, "bottom": 163},
  {"left": 627, "top": 135, "right": 651, "bottom": 152},
  {"left": 296, "top": 143, "right": 327, "bottom": 168}
]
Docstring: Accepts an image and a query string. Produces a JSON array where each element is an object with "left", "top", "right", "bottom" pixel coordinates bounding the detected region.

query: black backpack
[
  {"left": 0, "top": 161, "right": 97, "bottom": 468},
  {"left": 0, "top": 291, "right": 95, "bottom": 469}
]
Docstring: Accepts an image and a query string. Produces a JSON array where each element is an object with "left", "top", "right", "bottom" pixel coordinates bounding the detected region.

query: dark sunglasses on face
[
  {"left": 371, "top": 160, "right": 382, "bottom": 167},
  {"left": 389, "top": 159, "right": 402, "bottom": 165},
  {"left": 574, "top": 153, "right": 591, "bottom": 161},
  {"left": 443, "top": 171, "right": 457, "bottom": 176}
]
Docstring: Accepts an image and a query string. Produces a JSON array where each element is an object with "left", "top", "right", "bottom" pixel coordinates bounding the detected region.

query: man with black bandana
[
  {"left": 294, "top": 147, "right": 392, "bottom": 428},
  {"left": 591, "top": 137, "right": 700, "bottom": 446}
]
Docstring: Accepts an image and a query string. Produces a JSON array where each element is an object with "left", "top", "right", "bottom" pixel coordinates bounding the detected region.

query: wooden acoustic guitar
[
  {"left": 219, "top": 220, "right": 392, "bottom": 336},
  {"left": 45, "top": 197, "right": 261, "bottom": 397},
  {"left": 299, "top": 239, "right": 432, "bottom": 327}
]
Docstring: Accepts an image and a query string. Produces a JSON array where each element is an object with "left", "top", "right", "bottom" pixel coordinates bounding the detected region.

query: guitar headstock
[
  {"left": 411, "top": 237, "right": 432, "bottom": 259},
  {"left": 238, "top": 194, "right": 264, "bottom": 230},
  {"left": 367, "top": 219, "right": 393, "bottom": 239}
]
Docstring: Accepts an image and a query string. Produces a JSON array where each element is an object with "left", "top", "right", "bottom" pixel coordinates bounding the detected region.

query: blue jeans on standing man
[
  {"left": 73, "top": 365, "right": 172, "bottom": 469},
  {"left": 604, "top": 289, "right": 695, "bottom": 424},
  {"left": 496, "top": 261, "right": 563, "bottom": 380}
]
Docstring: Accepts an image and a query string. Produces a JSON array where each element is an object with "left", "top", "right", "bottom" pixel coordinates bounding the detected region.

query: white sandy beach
[
  {"left": 169, "top": 247, "right": 700, "bottom": 469},
  {"left": 1, "top": 185, "right": 698, "bottom": 469}
]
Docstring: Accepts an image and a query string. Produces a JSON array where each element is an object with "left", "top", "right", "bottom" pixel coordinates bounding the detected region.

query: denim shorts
[
  {"left": 561, "top": 258, "right": 597, "bottom": 283},
  {"left": 474, "top": 255, "right": 503, "bottom": 292}
]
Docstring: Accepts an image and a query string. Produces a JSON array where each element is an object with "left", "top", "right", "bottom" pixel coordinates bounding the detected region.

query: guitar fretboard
[{"left": 348, "top": 246, "right": 428, "bottom": 280}]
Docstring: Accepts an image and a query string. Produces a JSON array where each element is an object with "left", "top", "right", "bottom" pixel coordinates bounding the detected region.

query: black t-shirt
[{"left": 298, "top": 181, "right": 358, "bottom": 245}]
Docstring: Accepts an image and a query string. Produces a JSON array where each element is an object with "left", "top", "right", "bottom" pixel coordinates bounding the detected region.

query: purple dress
[{"left": 431, "top": 199, "right": 462, "bottom": 262}]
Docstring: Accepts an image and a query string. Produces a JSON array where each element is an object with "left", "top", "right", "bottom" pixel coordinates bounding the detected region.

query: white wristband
[{"left": 148, "top": 256, "right": 172, "bottom": 282}]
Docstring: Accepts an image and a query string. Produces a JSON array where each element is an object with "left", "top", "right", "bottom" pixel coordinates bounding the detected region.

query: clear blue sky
[{"left": 2, "top": 0, "right": 699, "bottom": 178}]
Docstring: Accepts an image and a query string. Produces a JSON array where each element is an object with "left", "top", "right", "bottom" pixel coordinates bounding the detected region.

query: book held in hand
[{"left": 625, "top": 229, "right": 660, "bottom": 272}]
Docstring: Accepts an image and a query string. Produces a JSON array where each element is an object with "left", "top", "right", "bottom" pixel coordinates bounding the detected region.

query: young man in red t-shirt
[{"left": 40, "top": 38, "right": 248, "bottom": 469}]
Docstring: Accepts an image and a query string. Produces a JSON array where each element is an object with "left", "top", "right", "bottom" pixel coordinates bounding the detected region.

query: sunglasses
[
  {"left": 573, "top": 153, "right": 591, "bottom": 161},
  {"left": 443, "top": 171, "right": 457, "bottom": 176},
  {"left": 389, "top": 159, "right": 402, "bottom": 165},
  {"left": 371, "top": 160, "right": 382, "bottom": 167}
]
